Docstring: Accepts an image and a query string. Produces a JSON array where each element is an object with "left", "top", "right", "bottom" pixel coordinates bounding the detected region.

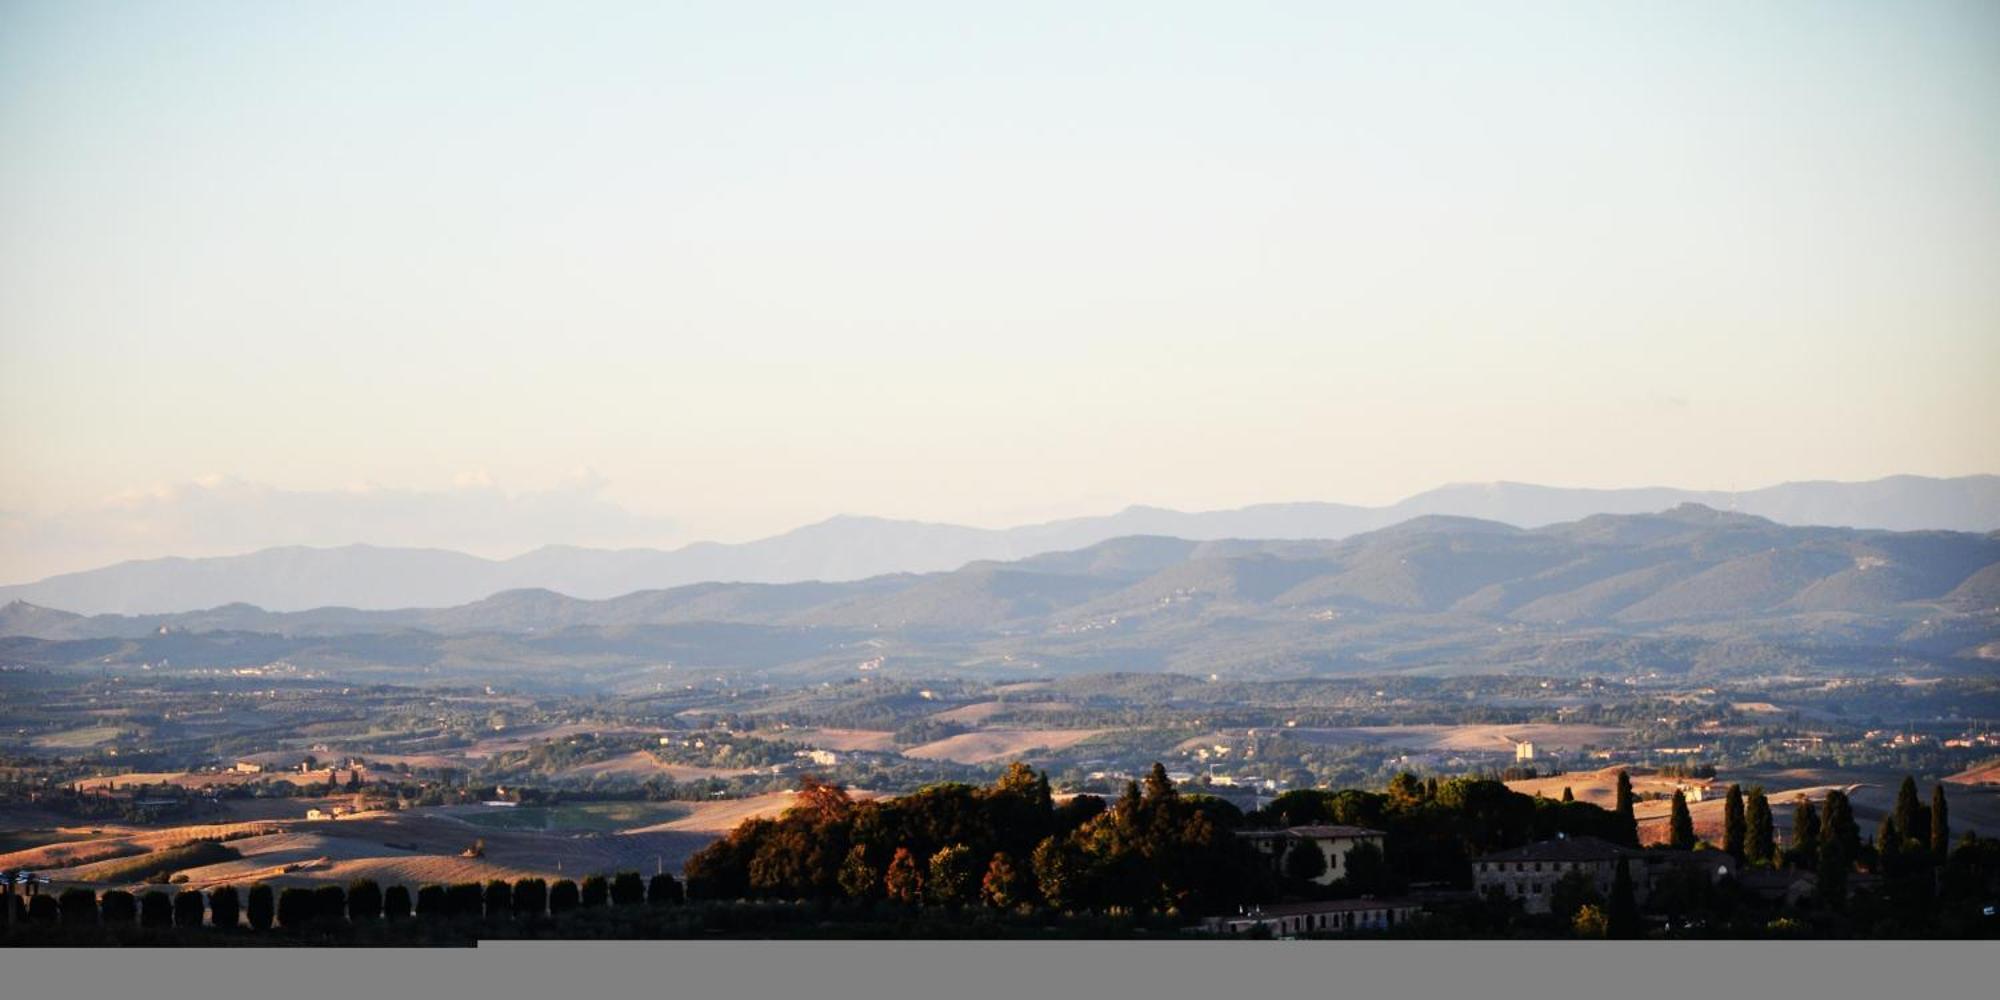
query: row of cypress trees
[{"left": 3, "top": 871, "right": 683, "bottom": 934}]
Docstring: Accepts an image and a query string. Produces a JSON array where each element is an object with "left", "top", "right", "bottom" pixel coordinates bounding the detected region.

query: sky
[{"left": 2, "top": 1, "right": 1997, "bottom": 582}]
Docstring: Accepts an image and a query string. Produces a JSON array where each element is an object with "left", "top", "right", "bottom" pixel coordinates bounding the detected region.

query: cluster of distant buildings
[{"left": 1203, "top": 823, "right": 1830, "bottom": 937}]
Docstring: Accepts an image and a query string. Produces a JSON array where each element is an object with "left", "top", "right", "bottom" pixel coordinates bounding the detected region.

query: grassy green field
[
  {"left": 30, "top": 724, "right": 125, "bottom": 749},
  {"left": 452, "top": 801, "right": 693, "bottom": 833}
]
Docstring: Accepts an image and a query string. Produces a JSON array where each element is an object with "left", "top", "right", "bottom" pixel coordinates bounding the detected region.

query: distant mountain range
[
  {"left": 3, "top": 505, "right": 1996, "bottom": 687},
  {"left": 3, "top": 474, "right": 1996, "bottom": 616}
]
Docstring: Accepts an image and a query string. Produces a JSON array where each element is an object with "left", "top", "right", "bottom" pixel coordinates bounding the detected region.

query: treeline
[
  {"left": 0, "top": 870, "right": 683, "bottom": 943},
  {"left": 682, "top": 763, "right": 1270, "bottom": 915},
  {"left": 1247, "top": 771, "right": 1638, "bottom": 891}
]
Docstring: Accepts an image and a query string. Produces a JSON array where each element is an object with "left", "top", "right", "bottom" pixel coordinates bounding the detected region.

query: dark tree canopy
[
  {"left": 1746, "top": 789, "right": 1775, "bottom": 867},
  {"left": 1669, "top": 790, "right": 1697, "bottom": 851},
  {"left": 173, "top": 889, "right": 205, "bottom": 928},
  {"left": 383, "top": 884, "right": 412, "bottom": 921},
  {"left": 1614, "top": 771, "right": 1638, "bottom": 847},
  {"left": 246, "top": 884, "right": 275, "bottom": 932},
  {"left": 1930, "top": 784, "right": 1950, "bottom": 860},
  {"left": 140, "top": 889, "right": 173, "bottom": 928},
  {"left": 1723, "top": 784, "right": 1746, "bottom": 861},
  {"left": 209, "top": 885, "right": 240, "bottom": 929}
]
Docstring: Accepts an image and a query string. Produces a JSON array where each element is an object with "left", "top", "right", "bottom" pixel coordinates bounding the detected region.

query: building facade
[
  {"left": 1237, "top": 825, "right": 1387, "bottom": 885},
  {"left": 1203, "top": 897, "right": 1424, "bottom": 936}
]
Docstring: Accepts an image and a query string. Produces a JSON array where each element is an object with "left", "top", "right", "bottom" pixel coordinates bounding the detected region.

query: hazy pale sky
[{"left": 2, "top": 1, "right": 1997, "bottom": 580}]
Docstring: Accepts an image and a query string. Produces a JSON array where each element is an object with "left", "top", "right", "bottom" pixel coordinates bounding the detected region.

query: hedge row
[{"left": 1, "top": 872, "right": 682, "bottom": 932}]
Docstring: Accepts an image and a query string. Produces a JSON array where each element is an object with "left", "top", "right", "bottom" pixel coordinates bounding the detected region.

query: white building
[
  {"left": 1236, "top": 825, "right": 1387, "bottom": 885},
  {"left": 1203, "top": 897, "right": 1423, "bottom": 936}
]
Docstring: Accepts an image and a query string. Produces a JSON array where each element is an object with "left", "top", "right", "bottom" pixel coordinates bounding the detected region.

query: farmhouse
[
  {"left": 1202, "top": 897, "right": 1424, "bottom": 936},
  {"left": 230, "top": 761, "right": 264, "bottom": 774},
  {"left": 1236, "top": 825, "right": 1386, "bottom": 885},
  {"left": 1473, "top": 836, "right": 1743, "bottom": 913},
  {"left": 1473, "top": 836, "right": 1646, "bottom": 914}
]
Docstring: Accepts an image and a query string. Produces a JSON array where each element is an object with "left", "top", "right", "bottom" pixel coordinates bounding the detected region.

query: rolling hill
[
  {"left": 2, "top": 506, "right": 1995, "bottom": 686},
  {"left": 4, "top": 475, "right": 1996, "bottom": 615}
]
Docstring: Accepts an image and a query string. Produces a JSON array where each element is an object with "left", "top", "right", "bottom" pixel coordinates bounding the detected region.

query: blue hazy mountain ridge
[
  {"left": 1, "top": 504, "right": 1995, "bottom": 685},
  {"left": 2, "top": 475, "right": 1997, "bottom": 616}
]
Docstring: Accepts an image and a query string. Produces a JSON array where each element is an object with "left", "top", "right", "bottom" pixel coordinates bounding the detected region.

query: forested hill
[{"left": 2, "top": 507, "right": 1994, "bottom": 685}]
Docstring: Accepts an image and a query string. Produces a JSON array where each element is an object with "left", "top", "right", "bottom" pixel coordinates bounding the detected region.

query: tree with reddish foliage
[
  {"left": 884, "top": 847, "right": 924, "bottom": 904},
  {"left": 980, "top": 852, "right": 1029, "bottom": 911}
]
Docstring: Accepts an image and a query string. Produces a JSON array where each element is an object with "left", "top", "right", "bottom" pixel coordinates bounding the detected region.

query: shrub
[
  {"left": 347, "top": 879, "right": 382, "bottom": 921},
  {"left": 580, "top": 874, "right": 608, "bottom": 908},
  {"left": 100, "top": 889, "right": 138, "bottom": 926},
  {"left": 173, "top": 889, "right": 205, "bottom": 928},
  {"left": 648, "top": 873, "right": 683, "bottom": 905},
  {"left": 57, "top": 888, "right": 98, "bottom": 927},
  {"left": 140, "top": 889, "right": 173, "bottom": 928},
  {"left": 383, "top": 884, "right": 412, "bottom": 921},
  {"left": 512, "top": 878, "right": 547, "bottom": 919},
  {"left": 209, "top": 885, "right": 240, "bottom": 929},
  {"left": 276, "top": 887, "right": 316, "bottom": 929},
  {"left": 610, "top": 872, "right": 645, "bottom": 906},
  {"left": 27, "top": 894, "right": 58, "bottom": 924},
  {"left": 247, "top": 884, "right": 274, "bottom": 931},
  {"left": 415, "top": 884, "right": 447, "bottom": 921},
  {"left": 549, "top": 879, "right": 580, "bottom": 915}
]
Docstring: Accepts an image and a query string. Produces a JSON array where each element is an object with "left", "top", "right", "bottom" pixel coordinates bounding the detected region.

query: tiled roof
[{"left": 1477, "top": 835, "right": 1634, "bottom": 863}]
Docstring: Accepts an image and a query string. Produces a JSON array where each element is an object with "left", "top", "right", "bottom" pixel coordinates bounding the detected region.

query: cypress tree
[
  {"left": 140, "top": 889, "right": 173, "bottom": 928},
  {"left": 57, "top": 888, "right": 97, "bottom": 927},
  {"left": 1817, "top": 836, "right": 1849, "bottom": 908},
  {"left": 1894, "top": 776, "right": 1923, "bottom": 848},
  {"left": 209, "top": 885, "right": 240, "bottom": 929},
  {"left": 446, "top": 882, "right": 483, "bottom": 917},
  {"left": 1746, "top": 789, "right": 1775, "bottom": 867},
  {"left": 610, "top": 871, "right": 645, "bottom": 906},
  {"left": 548, "top": 879, "right": 579, "bottom": 914},
  {"left": 1561, "top": 787, "right": 1574, "bottom": 803},
  {"left": 27, "top": 894, "right": 57, "bottom": 925},
  {"left": 276, "top": 887, "right": 314, "bottom": 929},
  {"left": 1876, "top": 814, "right": 1902, "bottom": 875},
  {"left": 580, "top": 874, "right": 609, "bottom": 908},
  {"left": 383, "top": 885, "right": 412, "bottom": 921},
  {"left": 1722, "top": 784, "right": 1746, "bottom": 860},
  {"left": 312, "top": 885, "right": 346, "bottom": 926},
  {"left": 347, "top": 879, "right": 382, "bottom": 922},
  {"left": 1820, "top": 790, "right": 1859, "bottom": 860},
  {"left": 512, "top": 878, "right": 547, "bottom": 918},
  {"left": 100, "top": 889, "right": 137, "bottom": 926},
  {"left": 1669, "top": 790, "right": 1696, "bottom": 850},
  {"left": 1791, "top": 799, "right": 1820, "bottom": 868},
  {"left": 415, "top": 885, "right": 447, "bottom": 921},
  {"left": 483, "top": 879, "right": 512, "bottom": 919},
  {"left": 1930, "top": 785, "right": 1950, "bottom": 860},
  {"left": 647, "top": 872, "right": 683, "bottom": 905},
  {"left": 1614, "top": 771, "right": 1638, "bottom": 847},
  {"left": 172, "top": 889, "right": 205, "bottom": 928},
  {"left": 1607, "top": 860, "right": 1638, "bottom": 939},
  {"left": 247, "top": 884, "right": 274, "bottom": 931}
]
